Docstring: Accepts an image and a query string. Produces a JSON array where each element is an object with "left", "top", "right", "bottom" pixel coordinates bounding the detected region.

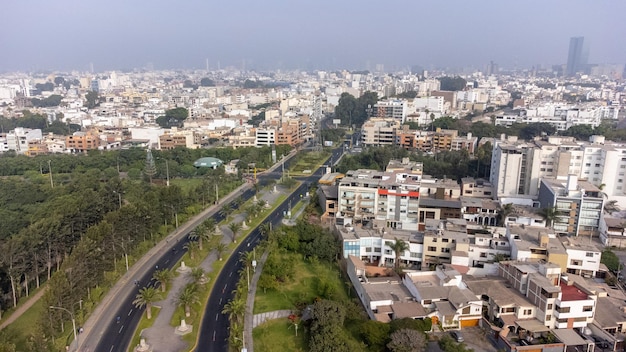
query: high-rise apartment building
[{"left": 566, "top": 37, "right": 585, "bottom": 77}]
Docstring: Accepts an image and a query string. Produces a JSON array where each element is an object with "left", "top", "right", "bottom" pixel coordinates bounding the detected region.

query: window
[
  {"left": 423, "top": 300, "right": 432, "bottom": 304},
  {"left": 557, "top": 306, "right": 570, "bottom": 313},
  {"left": 441, "top": 248, "right": 450, "bottom": 253},
  {"left": 583, "top": 306, "right": 593, "bottom": 312},
  {"left": 432, "top": 238, "right": 437, "bottom": 243},
  {"left": 427, "top": 246, "right": 437, "bottom": 252},
  {"left": 586, "top": 252, "right": 594, "bottom": 257},
  {"left": 546, "top": 315, "right": 552, "bottom": 321},
  {"left": 442, "top": 238, "right": 449, "bottom": 243},
  {"left": 547, "top": 303, "right": 553, "bottom": 310},
  {"left": 480, "top": 252, "right": 487, "bottom": 258},
  {"left": 523, "top": 309, "right": 532, "bottom": 315}
]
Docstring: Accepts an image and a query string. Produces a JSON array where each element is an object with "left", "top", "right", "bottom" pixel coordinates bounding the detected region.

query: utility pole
[
  {"left": 215, "top": 183, "right": 219, "bottom": 204},
  {"left": 165, "top": 160, "right": 170, "bottom": 187}
]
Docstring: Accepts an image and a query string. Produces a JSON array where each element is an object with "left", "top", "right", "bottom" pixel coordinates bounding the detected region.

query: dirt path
[{"left": 0, "top": 285, "right": 47, "bottom": 330}]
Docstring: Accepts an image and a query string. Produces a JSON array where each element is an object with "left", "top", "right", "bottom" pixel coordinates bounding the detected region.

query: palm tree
[
  {"left": 259, "top": 222, "right": 272, "bottom": 239},
  {"left": 176, "top": 283, "right": 200, "bottom": 317},
  {"left": 222, "top": 297, "right": 245, "bottom": 324},
  {"left": 190, "top": 267, "right": 206, "bottom": 285},
  {"left": 240, "top": 251, "right": 254, "bottom": 269},
  {"left": 539, "top": 207, "right": 558, "bottom": 228},
  {"left": 215, "top": 242, "right": 227, "bottom": 261},
  {"left": 229, "top": 322, "right": 244, "bottom": 351},
  {"left": 390, "top": 238, "right": 409, "bottom": 270},
  {"left": 194, "top": 219, "right": 215, "bottom": 250},
  {"left": 228, "top": 222, "right": 242, "bottom": 243},
  {"left": 220, "top": 204, "right": 232, "bottom": 218},
  {"left": 152, "top": 269, "right": 173, "bottom": 293},
  {"left": 184, "top": 241, "right": 200, "bottom": 260},
  {"left": 497, "top": 203, "right": 514, "bottom": 226},
  {"left": 133, "top": 286, "right": 161, "bottom": 319}
]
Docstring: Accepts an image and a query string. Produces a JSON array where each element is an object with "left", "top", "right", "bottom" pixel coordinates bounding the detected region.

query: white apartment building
[
  {"left": 255, "top": 129, "right": 275, "bottom": 146},
  {"left": 373, "top": 99, "right": 408, "bottom": 123},
  {"left": 0, "top": 128, "right": 43, "bottom": 154},
  {"left": 339, "top": 226, "right": 423, "bottom": 268},
  {"left": 337, "top": 159, "right": 422, "bottom": 230}
]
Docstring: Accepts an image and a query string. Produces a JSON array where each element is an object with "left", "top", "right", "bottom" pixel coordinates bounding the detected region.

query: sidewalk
[
  {"left": 0, "top": 286, "right": 47, "bottom": 330},
  {"left": 135, "top": 185, "right": 288, "bottom": 351}
]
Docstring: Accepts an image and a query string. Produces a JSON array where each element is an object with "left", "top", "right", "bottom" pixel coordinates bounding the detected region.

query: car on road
[{"left": 450, "top": 331, "right": 464, "bottom": 342}]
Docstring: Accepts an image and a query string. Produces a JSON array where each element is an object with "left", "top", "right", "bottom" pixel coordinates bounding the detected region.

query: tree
[
  {"left": 215, "top": 242, "right": 227, "bottom": 261},
  {"left": 176, "top": 283, "right": 199, "bottom": 317},
  {"left": 498, "top": 203, "right": 514, "bottom": 226},
  {"left": 133, "top": 286, "right": 161, "bottom": 319},
  {"left": 539, "top": 207, "right": 557, "bottom": 228},
  {"left": 190, "top": 267, "right": 206, "bottom": 285},
  {"left": 85, "top": 91, "right": 100, "bottom": 109},
  {"left": 390, "top": 238, "right": 409, "bottom": 270},
  {"left": 601, "top": 249, "right": 620, "bottom": 273},
  {"left": 438, "top": 76, "right": 467, "bottom": 91},
  {"left": 387, "top": 329, "right": 426, "bottom": 352},
  {"left": 228, "top": 222, "right": 242, "bottom": 243},
  {"left": 259, "top": 222, "right": 272, "bottom": 239},
  {"left": 152, "top": 269, "right": 173, "bottom": 292},
  {"left": 156, "top": 107, "right": 189, "bottom": 128},
  {"left": 220, "top": 204, "right": 233, "bottom": 218},
  {"left": 359, "top": 320, "right": 390, "bottom": 350},
  {"left": 604, "top": 200, "right": 620, "bottom": 215},
  {"left": 308, "top": 300, "right": 350, "bottom": 352},
  {"left": 183, "top": 240, "right": 200, "bottom": 260},
  {"left": 200, "top": 78, "right": 215, "bottom": 87},
  {"left": 222, "top": 297, "right": 245, "bottom": 323},
  {"left": 334, "top": 93, "right": 359, "bottom": 127}
]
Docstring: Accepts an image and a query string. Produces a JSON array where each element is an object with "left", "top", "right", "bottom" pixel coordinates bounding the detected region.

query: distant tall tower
[{"left": 566, "top": 36, "right": 585, "bottom": 76}]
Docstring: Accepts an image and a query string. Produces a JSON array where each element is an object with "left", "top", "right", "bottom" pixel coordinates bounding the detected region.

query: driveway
[{"left": 429, "top": 327, "right": 497, "bottom": 352}]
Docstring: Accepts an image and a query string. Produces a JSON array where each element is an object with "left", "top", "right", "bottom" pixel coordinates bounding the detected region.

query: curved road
[
  {"left": 86, "top": 153, "right": 303, "bottom": 352},
  {"left": 196, "top": 148, "right": 344, "bottom": 352}
]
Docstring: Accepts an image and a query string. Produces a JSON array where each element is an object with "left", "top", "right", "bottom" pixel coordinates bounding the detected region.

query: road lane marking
[
  {"left": 219, "top": 298, "right": 222, "bottom": 304},
  {"left": 128, "top": 309, "right": 133, "bottom": 316},
  {"left": 213, "top": 331, "right": 216, "bottom": 341},
  {"left": 229, "top": 271, "right": 233, "bottom": 277},
  {"left": 215, "top": 313, "right": 219, "bottom": 321},
  {"left": 109, "top": 345, "right": 115, "bottom": 352},
  {"left": 223, "top": 284, "right": 227, "bottom": 292},
  {"left": 118, "top": 325, "right": 124, "bottom": 333}
]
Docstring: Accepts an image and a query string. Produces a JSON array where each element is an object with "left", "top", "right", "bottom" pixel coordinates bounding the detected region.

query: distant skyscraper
[{"left": 566, "top": 36, "right": 585, "bottom": 76}]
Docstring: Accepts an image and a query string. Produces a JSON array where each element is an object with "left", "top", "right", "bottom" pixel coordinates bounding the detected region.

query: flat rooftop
[{"left": 560, "top": 282, "right": 590, "bottom": 301}]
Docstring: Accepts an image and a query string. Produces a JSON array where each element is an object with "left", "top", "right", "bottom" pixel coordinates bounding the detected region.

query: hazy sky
[{"left": 1, "top": 0, "right": 625, "bottom": 72}]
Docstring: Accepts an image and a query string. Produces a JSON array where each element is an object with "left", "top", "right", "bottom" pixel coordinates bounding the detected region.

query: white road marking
[
  {"left": 213, "top": 331, "right": 216, "bottom": 341},
  {"left": 219, "top": 298, "right": 222, "bottom": 304},
  {"left": 215, "top": 313, "right": 219, "bottom": 321},
  {"left": 109, "top": 345, "right": 115, "bottom": 352},
  {"left": 128, "top": 309, "right": 133, "bottom": 316},
  {"left": 118, "top": 325, "right": 124, "bottom": 333}
]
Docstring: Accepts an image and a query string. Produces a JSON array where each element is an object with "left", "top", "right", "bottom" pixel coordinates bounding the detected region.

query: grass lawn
[
  {"left": 289, "top": 151, "right": 330, "bottom": 176},
  {"left": 253, "top": 319, "right": 307, "bottom": 352},
  {"left": 254, "top": 254, "right": 348, "bottom": 314},
  {"left": 170, "top": 178, "right": 203, "bottom": 193},
  {"left": 4, "top": 298, "right": 46, "bottom": 351}
]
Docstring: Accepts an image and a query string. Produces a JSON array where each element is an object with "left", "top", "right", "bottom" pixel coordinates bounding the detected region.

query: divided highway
[
  {"left": 84, "top": 147, "right": 343, "bottom": 352},
  {"left": 195, "top": 163, "right": 334, "bottom": 351}
]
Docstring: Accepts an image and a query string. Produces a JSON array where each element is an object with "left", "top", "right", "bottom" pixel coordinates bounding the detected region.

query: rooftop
[{"left": 559, "top": 281, "right": 590, "bottom": 301}]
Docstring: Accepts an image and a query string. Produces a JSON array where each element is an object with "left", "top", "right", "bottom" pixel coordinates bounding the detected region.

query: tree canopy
[
  {"left": 156, "top": 107, "right": 189, "bottom": 128},
  {"left": 334, "top": 92, "right": 378, "bottom": 128},
  {"left": 200, "top": 78, "right": 215, "bottom": 87},
  {"left": 438, "top": 76, "right": 467, "bottom": 91}
]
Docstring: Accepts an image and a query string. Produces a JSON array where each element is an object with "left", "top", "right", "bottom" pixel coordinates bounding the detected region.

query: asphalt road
[
  {"left": 196, "top": 148, "right": 343, "bottom": 352},
  {"left": 89, "top": 153, "right": 305, "bottom": 352},
  {"left": 89, "top": 147, "right": 343, "bottom": 352}
]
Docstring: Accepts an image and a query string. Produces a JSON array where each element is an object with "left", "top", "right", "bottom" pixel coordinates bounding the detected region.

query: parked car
[{"left": 450, "top": 331, "right": 464, "bottom": 342}]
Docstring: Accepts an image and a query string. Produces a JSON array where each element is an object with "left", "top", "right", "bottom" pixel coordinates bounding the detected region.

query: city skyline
[{"left": 1, "top": 0, "right": 625, "bottom": 72}]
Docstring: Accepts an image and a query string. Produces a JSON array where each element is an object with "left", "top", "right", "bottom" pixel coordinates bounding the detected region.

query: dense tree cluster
[
  {"left": 200, "top": 77, "right": 215, "bottom": 87},
  {"left": 335, "top": 145, "right": 493, "bottom": 181},
  {"left": 0, "top": 112, "right": 79, "bottom": 135},
  {"left": 0, "top": 148, "right": 247, "bottom": 349},
  {"left": 334, "top": 92, "right": 378, "bottom": 128},
  {"left": 30, "top": 95, "right": 63, "bottom": 108},
  {"left": 438, "top": 76, "right": 467, "bottom": 91},
  {"left": 156, "top": 107, "right": 189, "bottom": 128}
]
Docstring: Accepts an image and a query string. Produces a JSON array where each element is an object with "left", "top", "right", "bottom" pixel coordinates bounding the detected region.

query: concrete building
[
  {"left": 336, "top": 158, "right": 422, "bottom": 230},
  {"left": 66, "top": 131, "right": 100, "bottom": 154},
  {"left": 538, "top": 176, "right": 604, "bottom": 237},
  {"left": 360, "top": 118, "right": 400, "bottom": 147}
]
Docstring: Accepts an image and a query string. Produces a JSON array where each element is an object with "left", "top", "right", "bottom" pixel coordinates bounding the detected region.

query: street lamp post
[
  {"left": 49, "top": 306, "right": 77, "bottom": 351},
  {"left": 234, "top": 336, "right": 247, "bottom": 352},
  {"left": 165, "top": 160, "right": 170, "bottom": 187}
]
